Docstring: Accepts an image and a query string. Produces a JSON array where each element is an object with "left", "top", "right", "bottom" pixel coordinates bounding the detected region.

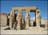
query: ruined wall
[{"left": 0, "top": 13, "right": 7, "bottom": 27}]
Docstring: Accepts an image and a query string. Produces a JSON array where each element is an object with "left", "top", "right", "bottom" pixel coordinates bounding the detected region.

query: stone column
[
  {"left": 9, "top": 10, "right": 15, "bottom": 30},
  {"left": 9, "top": 12, "right": 13, "bottom": 29},
  {"left": 9, "top": 16, "right": 13, "bottom": 29},
  {"left": 25, "top": 10, "right": 30, "bottom": 30},
  {"left": 36, "top": 9, "right": 41, "bottom": 27},
  {"left": 16, "top": 10, "right": 22, "bottom": 30}
]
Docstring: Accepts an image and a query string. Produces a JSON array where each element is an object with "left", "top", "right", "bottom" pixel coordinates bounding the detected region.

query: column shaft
[
  {"left": 25, "top": 10, "right": 30, "bottom": 29},
  {"left": 16, "top": 10, "right": 22, "bottom": 30},
  {"left": 36, "top": 10, "right": 41, "bottom": 27}
]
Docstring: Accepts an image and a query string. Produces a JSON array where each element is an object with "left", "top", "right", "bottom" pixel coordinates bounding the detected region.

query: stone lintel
[{"left": 12, "top": 7, "right": 38, "bottom": 12}]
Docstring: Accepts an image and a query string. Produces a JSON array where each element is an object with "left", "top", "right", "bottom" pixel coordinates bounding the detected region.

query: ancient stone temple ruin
[{"left": 7, "top": 7, "right": 41, "bottom": 30}]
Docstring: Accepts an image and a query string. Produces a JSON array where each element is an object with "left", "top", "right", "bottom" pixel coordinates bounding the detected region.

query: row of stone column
[{"left": 9, "top": 9, "right": 41, "bottom": 30}]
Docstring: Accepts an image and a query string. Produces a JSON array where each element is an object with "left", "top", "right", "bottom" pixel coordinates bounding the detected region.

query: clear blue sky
[{"left": 1, "top": 0, "right": 48, "bottom": 19}]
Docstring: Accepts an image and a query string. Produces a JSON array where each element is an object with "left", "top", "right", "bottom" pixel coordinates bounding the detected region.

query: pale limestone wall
[
  {"left": 41, "top": 19, "right": 48, "bottom": 26},
  {"left": 45, "top": 20, "right": 48, "bottom": 29},
  {"left": 0, "top": 14, "right": 7, "bottom": 27},
  {"left": 41, "top": 19, "right": 46, "bottom": 24}
]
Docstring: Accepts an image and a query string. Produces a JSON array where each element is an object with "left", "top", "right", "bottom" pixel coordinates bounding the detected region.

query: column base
[{"left": 17, "top": 26, "right": 20, "bottom": 30}]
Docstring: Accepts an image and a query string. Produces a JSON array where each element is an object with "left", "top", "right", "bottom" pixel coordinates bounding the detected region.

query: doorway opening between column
[
  {"left": 30, "top": 10, "right": 36, "bottom": 27},
  {"left": 7, "top": 13, "right": 10, "bottom": 26}
]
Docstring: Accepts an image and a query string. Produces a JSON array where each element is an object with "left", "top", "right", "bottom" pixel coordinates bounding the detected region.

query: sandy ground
[{"left": 0, "top": 26, "right": 48, "bottom": 35}]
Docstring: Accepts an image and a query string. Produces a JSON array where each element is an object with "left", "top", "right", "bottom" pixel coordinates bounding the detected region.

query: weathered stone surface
[
  {"left": 9, "top": 7, "right": 41, "bottom": 30},
  {"left": 0, "top": 7, "right": 42, "bottom": 30},
  {"left": 0, "top": 13, "right": 7, "bottom": 27}
]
